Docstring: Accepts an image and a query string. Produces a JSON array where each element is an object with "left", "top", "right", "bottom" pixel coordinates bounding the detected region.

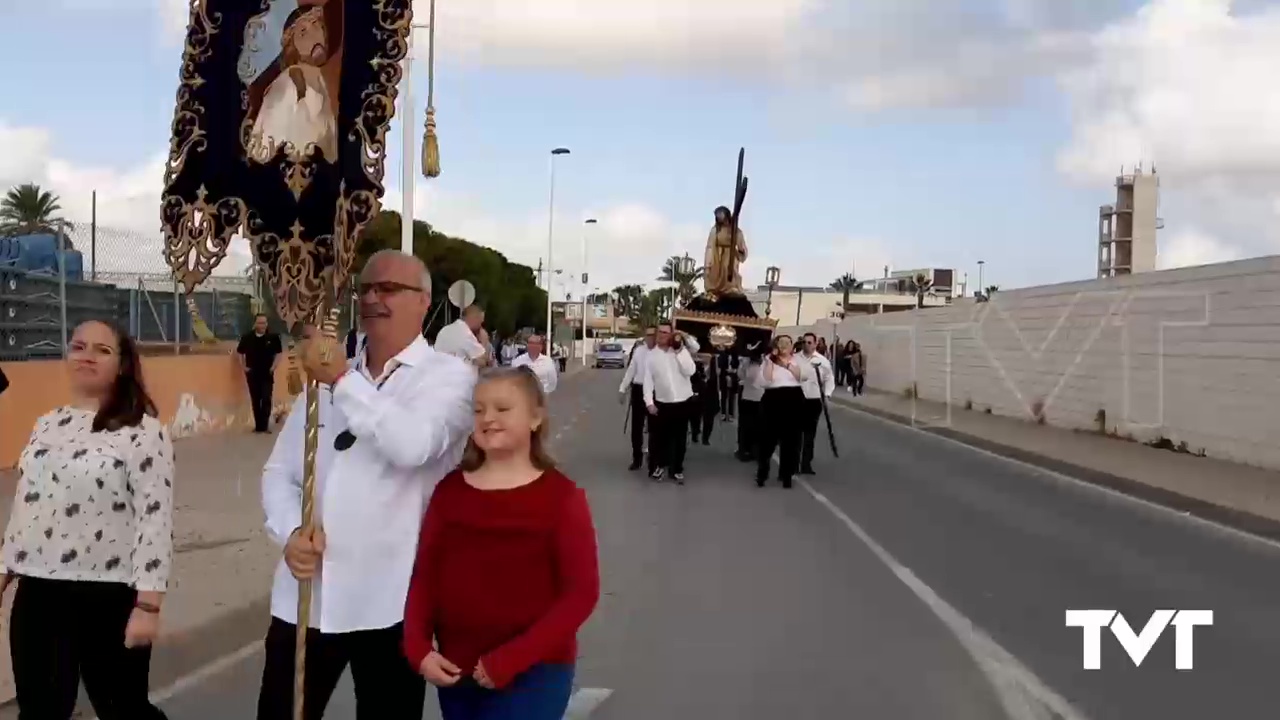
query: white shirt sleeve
[
  {"left": 642, "top": 353, "right": 656, "bottom": 407},
  {"left": 619, "top": 349, "right": 639, "bottom": 391},
  {"left": 332, "top": 356, "right": 477, "bottom": 469},
  {"left": 544, "top": 357, "right": 559, "bottom": 394},
  {"left": 129, "top": 417, "right": 176, "bottom": 592},
  {"left": 818, "top": 358, "right": 835, "bottom": 397},
  {"left": 262, "top": 393, "right": 306, "bottom": 547}
]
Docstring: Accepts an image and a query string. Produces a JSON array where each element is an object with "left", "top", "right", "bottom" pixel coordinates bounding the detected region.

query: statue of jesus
[{"left": 703, "top": 205, "right": 748, "bottom": 297}]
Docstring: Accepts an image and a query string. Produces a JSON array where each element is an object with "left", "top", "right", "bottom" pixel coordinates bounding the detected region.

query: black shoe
[
  {"left": 672, "top": 473, "right": 685, "bottom": 485},
  {"left": 781, "top": 477, "right": 794, "bottom": 489},
  {"left": 755, "top": 477, "right": 767, "bottom": 488},
  {"left": 691, "top": 436, "right": 700, "bottom": 444},
  {"left": 628, "top": 459, "right": 642, "bottom": 471},
  {"left": 649, "top": 468, "right": 665, "bottom": 481},
  {"left": 800, "top": 467, "right": 816, "bottom": 476},
  {"left": 701, "top": 439, "right": 710, "bottom": 446}
]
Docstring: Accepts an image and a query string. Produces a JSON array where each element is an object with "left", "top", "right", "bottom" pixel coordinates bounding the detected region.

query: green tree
[
  {"left": 907, "top": 272, "right": 933, "bottom": 309},
  {"left": 610, "top": 284, "right": 644, "bottom": 321},
  {"left": 351, "top": 210, "right": 547, "bottom": 339},
  {"left": 1, "top": 183, "right": 75, "bottom": 244},
  {"left": 658, "top": 255, "right": 702, "bottom": 305},
  {"left": 829, "top": 273, "right": 858, "bottom": 313}
]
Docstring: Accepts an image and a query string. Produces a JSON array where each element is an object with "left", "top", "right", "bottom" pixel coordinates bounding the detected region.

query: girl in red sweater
[{"left": 403, "top": 366, "right": 600, "bottom": 720}]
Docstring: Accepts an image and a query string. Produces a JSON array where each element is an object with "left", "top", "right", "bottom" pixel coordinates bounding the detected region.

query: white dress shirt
[
  {"left": 755, "top": 356, "right": 814, "bottom": 389},
  {"left": 511, "top": 351, "right": 558, "bottom": 394},
  {"left": 739, "top": 359, "right": 765, "bottom": 402},
  {"left": 642, "top": 336, "right": 701, "bottom": 406},
  {"left": 619, "top": 343, "right": 652, "bottom": 392},
  {"left": 433, "top": 319, "right": 486, "bottom": 362},
  {"left": 261, "top": 336, "right": 476, "bottom": 634},
  {"left": 800, "top": 351, "right": 836, "bottom": 400}
]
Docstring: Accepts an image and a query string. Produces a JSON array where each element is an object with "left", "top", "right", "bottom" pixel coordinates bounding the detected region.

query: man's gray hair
[{"left": 361, "top": 249, "right": 430, "bottom": 291}]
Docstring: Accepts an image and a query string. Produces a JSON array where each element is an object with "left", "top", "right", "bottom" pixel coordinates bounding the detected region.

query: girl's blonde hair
[{"left": 459, "top": 366, "right": 557, "bottom": 472}]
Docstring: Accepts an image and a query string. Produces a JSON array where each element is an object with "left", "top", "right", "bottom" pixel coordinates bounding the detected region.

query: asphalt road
[{"left": 147, "top": 369, "right": 1280, "bottom": 720}]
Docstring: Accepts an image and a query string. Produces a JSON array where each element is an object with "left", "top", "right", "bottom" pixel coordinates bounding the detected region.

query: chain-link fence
[{"left": 0, "top": 222, "right": 262, "bottom": 360}]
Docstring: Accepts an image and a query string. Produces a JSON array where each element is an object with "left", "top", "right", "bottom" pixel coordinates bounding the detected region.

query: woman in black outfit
[{"left": 753, "top": 335, "right": 813, "bottom": 488}]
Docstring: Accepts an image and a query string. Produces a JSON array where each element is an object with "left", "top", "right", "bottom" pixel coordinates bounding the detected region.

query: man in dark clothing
[
  {"left": 716, "top": 353, "right": 738, "bottom": 421},
  {"left": 237, "top": 314, "right": 283, "bottom": 433},
  {"left": 692, "top": 360, "right": 719, "bottom": 445}
]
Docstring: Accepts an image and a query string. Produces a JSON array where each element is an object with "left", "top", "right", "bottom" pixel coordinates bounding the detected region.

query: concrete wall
[
  {"left": 820, "top": 256, "right": 1280, "bottom": 470},
  {"left": 0, "top": 352, "right": 295, "bottom": 469}
]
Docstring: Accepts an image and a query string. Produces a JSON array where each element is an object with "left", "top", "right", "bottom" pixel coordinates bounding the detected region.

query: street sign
[{"left": 447, "top": 279, "right": 475, "bottom": 309}]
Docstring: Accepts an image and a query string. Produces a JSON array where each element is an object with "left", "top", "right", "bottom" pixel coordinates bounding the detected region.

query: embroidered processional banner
[{"left": 161, "top": 0, "right": 411, "bottom": 325}]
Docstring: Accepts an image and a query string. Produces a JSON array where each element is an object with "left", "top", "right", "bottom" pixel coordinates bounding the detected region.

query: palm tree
[
  {"left": 610, "top": 284, "right": 644, "bottom": 320},
  {"left": 985, "top": 285, "right": 999, "bottom": 295},
  {"left": 829, "top": 273, "right": 858, "bottom": 315},
  {"left": 0, "top": 184, "right": 75, "bottom": 242},
  {"left": 658, "top": 255, "right": 703, "bottom": 305},
  {"left": 907, "top": 272, "right": 933, "bottom": 309}
]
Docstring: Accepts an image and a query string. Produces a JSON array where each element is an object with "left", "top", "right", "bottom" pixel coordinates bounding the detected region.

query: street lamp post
[
  {"left": 545, "top": 147, "right": 571, "bottom": 337},
  {"left": 977, "top": 260, "right": 985, "bottom": 297},
  {"left": 673, "top": 253, "right": 694, "bottom": 317},
  {"left": 765, "top": 265, "right": 781, "bottom": 317},
  {"left": 581, "top": 218, "right": 597, "bottom": 366}
]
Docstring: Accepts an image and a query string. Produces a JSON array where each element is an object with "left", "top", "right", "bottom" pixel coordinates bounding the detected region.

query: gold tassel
[{"left": 423, "top": 106, "right": 440, "bottom": 178}]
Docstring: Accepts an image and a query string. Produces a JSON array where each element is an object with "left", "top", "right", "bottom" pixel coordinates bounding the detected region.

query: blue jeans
[{"left": 438, "top": 664, "right": 574, "bottom": 720}]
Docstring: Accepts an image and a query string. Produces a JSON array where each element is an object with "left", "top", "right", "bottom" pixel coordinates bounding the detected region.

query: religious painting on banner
[{"left": 161, "top": 0, "right": 412, "bottom": 327}]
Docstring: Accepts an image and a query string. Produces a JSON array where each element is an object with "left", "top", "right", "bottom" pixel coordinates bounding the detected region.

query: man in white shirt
[
  {"left": 511, "top": 333, "right": 558, "bottom": 394},
  {"left": 642, "top": 322, "right": 700, "bottom": 484},
  {"left": 798, "top": 332, "right": 835, "bottom": 475},
  {"left": 618, "top": 326, "right": 657, "bottom": 470},
  {"left": 258, "top": 250, "right": 475, "bottom": 720},
  {"left": 433, "top": 304, "right": 490, "bottom": 367}
]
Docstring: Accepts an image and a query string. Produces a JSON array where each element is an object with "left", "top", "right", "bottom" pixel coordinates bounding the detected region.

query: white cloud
[
  {"left": 1056, "top": 0, "right": 1280, "bottom": 262},
  {"left": 0, "top": 120, "right": 252, "bottom": 278},
  {"left": 1157, "top": 228, "right": 1243, "bottom": 270},
  {"left": 382, "top": 181, "right": 700, "bottom": 295}
]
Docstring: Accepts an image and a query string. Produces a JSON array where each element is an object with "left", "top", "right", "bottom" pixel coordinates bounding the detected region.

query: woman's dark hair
[
  {"left": 459, "top": 366, "right": 556, "bottom": 472},
  {"left": 844, "top": 340, "right": 856, "bottom": 353},
  {"left": 86, "top": 322, "right": 158, "bottom": 433}
]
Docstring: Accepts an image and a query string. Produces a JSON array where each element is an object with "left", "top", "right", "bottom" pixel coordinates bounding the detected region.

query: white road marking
[
  {"left": 564, "top": 687, "right": 613, "bottom": 718},
  {"left": 86, "top": 640, "right": 264, "bottom": 720},
  {"left": 832, "top": 402, "right": 1280, "bottom": 553},
  {"left": 797, "top": 476, "right": 1089, "bottom": 720},
  {"left": 761, "top": 446, "right": 1085, "bottom": 720}
]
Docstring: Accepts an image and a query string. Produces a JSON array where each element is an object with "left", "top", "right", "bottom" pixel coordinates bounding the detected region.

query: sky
[{"left": 2, "top": 0, "right": 1279, "bottom": 299}]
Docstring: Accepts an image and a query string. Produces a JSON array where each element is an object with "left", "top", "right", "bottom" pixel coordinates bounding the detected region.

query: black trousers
[
  {"left": 628, "top": 384, "right": 647, "bottom": 463},
  {"left": 257, "top": 617, "right": 426, "bottom": 720},
  {"left": 719, "top": 378, "right": 738, "bottom": 418},
  {"left": 757, "top": 387, "right": 805, "bottom": 485},
  {"left": 10, "top": 576, "right": 166, "bottom": 720},
  {"left": 800, "top": 398, "right": 823, "bottom": 471},
  {"left": 649, "top": 400, "right": 689, "bottom": 474},
  {"left": 737, "top": 398, "right": 760, "bottom": 458},
  {"left": 852, "top": 373, "right": 865, "bottom": 395},
  {"left": 247, "top": 372, "right": 274, "bottom": 432},
  {"left": 689, "top": 397, "right": 715, "bottom": 442}
]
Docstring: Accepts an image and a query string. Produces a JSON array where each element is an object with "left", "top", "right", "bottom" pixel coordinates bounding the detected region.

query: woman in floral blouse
[{"left": 1, "top": 320, "right": 174, "bottom": 719}]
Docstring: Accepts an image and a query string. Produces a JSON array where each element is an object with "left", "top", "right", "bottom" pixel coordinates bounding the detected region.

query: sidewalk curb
[{"left": 830, "top": 395, "right": 1280, "bottom": 546}]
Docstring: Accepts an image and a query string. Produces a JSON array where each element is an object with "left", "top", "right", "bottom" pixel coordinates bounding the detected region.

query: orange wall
[{"left": 0, "top": 353, "right": 295, "bottom": 469}]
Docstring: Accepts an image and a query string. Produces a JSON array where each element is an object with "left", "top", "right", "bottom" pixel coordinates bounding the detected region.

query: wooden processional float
[{"left": 160, "top": 1, "right": 443, "bottom": 717}]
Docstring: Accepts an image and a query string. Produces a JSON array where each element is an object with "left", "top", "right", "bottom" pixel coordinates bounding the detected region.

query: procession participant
[
  {"left": 716, "top": 352, "right": 738, "bottom": 422},
  {"left": 617, "top": 327, "right": 656, "bottom": 471},
  {"left": 435, "top": 304, "right": 491, "bottom": 367},
  {"left": 2, "top": 320, "right": 174, "bottom": 719},
  {"left": 688, "top": 359, "right": 706, "bottom": 444},
  {"left": 735, "top": 349, "right": 765, "bottom": 462},
  {"left": 403, "top": 367, "right": 600, "bottom": 719},
  {"left": 849, "top": 341, "right": 867, "bottom": 395},
  {"left": 798, "top": 333, "right": 835, "bottom": 475},
  {"left": 690, "top": 357, "right": 719, "bottom": 446},
  {"left": 642, "top": 323, "right": 699, "bottom": 484},
  {"left": 257, "top": 250, "right": 476, "bottom": 720},
  {"left": 237, "top": 313, "right": 284, "bottom": 433},
  {"left": 754, "top": 335, "right": 812, "bottom": 489},
  {"left": 511, "top": 334, "right": 558, "bottom": 395}
]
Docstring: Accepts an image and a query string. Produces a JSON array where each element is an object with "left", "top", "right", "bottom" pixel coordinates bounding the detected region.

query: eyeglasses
[{"left": 357, "top": 281, "right": 423, "bottom": 297}]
